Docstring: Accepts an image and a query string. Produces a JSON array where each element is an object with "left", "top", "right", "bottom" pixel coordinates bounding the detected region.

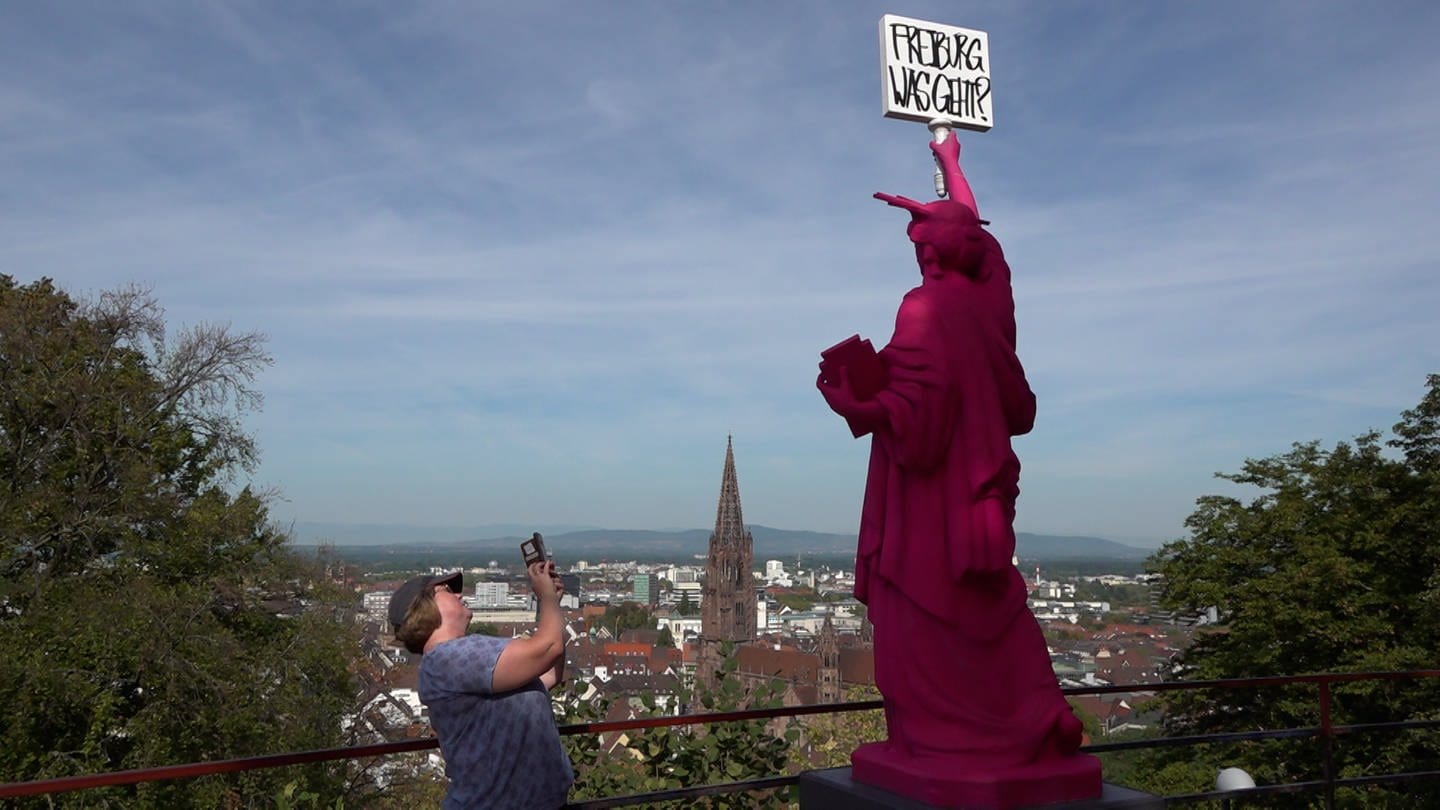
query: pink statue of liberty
[{"left": 817, "top": 134, "right": 1101, "bottom": 808}]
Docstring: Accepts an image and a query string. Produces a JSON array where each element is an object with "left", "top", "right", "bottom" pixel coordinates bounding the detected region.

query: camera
[{"left": 520, "top": 532, "right": 548, "bottom": 566}]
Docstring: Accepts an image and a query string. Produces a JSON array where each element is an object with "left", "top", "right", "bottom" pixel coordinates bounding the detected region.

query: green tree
[
  {"left": 562, "top": 644, "right": 798, "bottom": 808},
  {"left": 774, "top": 589, "right": 817, "bottom": 613},
  {"left": 1071, "top": 579, "right": 1150, "bottom": 609},
  {"left": 1066, "top": 698, "right": 1104, "bottom": 742},
  {"left": 788, "top": 684, "right": 885, "bottom": 770},
  {"left": 1142, "top": 375, "right": 1440, "bottom": 806},
  {"left": 599, "top": 601, "right": 654, "bottom": 637},
  {"left": 0, "top": 277, "right": 357, "bottom": 807}
]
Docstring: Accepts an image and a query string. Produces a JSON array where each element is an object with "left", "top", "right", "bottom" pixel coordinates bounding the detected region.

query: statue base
[
  {"left": 843, "top": 743, "right": 1106, "bottom": 809},
  {"left": 800, "top": 765, "right": 1157, "bottom": 810}
]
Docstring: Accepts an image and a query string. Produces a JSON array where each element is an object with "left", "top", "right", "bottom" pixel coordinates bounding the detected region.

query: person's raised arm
[
  {"left": 492, "top": 561, "right": 565, "bottom": 692},
  {"left": 539, "top": 567, "right": 567, "bottom": 690}
]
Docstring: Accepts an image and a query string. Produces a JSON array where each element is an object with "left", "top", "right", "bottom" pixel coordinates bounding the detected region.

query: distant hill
[
  {"left": 289, "top": 521, "right": 601, "bottom": 546},
  {"left": 294, "top": 522, "right": 1154, "bottom": 566},
  {"left": 1014, "top": 532, "right": 1153, "bottom": 561}
]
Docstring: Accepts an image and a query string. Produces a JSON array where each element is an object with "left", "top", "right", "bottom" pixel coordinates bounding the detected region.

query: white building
[
  {"left": 362, "top": 590, "right": 393, "bottom": 620},
  {"left": 659, "top": 565, "right": 702, "bottom": 584},
  {"left": 468, "top": 608, "right": 542, "bottom": 627},
  {"left": 473, "top": 581, "right": 509, "bottom": 608},
  {"left": 657, "top": 616, "right": 703, "bottom": 641},
  {"left": 779, "top": 608, "right": 862, "bottom": 636},
  {"left": 671, "top": 580, "right": 702, "bottom": 607}
]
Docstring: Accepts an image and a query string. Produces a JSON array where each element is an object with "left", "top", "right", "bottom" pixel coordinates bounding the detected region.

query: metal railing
[{"left": 2, "top": 670, "right": 1437, "bottom": 807}]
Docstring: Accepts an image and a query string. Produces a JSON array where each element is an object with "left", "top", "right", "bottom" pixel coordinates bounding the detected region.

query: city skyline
[{"left": 2, "top": 3, "right": 1437, "bottom": 545}]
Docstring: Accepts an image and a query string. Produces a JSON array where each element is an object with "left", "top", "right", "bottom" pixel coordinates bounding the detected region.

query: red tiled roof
[
  {"left": 1092, "top": 623, "right": 1163, "bottom": 638},
  {"left": 620, "top": 628, "right": 661, "bottom": 645},
  {"left": 786, "top": 683, "right": 820, "bottom": 706},
  {"left": 648, "top": 647, "right": 682, "bottom": 674},
  {"left": 604, "top": 642, "right": 652, "bottom": 657},
  {"left": 736, "top": 644, "right": 819, "bottom": 682}
]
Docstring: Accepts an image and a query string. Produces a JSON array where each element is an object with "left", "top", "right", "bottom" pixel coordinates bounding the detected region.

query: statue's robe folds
[{"left": 855, "top": 248, "right": 1081, "bottom": 767}]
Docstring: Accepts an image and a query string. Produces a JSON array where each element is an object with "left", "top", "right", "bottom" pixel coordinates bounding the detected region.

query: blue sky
[{"left": 3, "top": 2, "right": 1437, "bottom": 546}]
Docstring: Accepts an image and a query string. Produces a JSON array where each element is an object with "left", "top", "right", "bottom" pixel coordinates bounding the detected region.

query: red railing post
[{"left": 1319, "top": 676, "right": 1335, "bottom": 810}]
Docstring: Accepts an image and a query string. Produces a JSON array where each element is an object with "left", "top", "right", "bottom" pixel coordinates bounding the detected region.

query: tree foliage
[
  {"left": 773, "top": 589, "right": 817, "bottom": 613},
  {"left": 561, "top": 644, "right": 798, "bottom": 807},
  {"left": 595, "top": 601, "right": 654, "bottom": 637},
  {"left": 1142, "top": 374, "right": 1440, "bottom": 806},
  {"left": 787, "top": 684, "right": 885, "bottom": 771},
  {"left": 0, "top": 277, "right": 357, "bottom": 807},
  {"left": 1070, "top": 579, "right": 1150, "bottom": 609}
]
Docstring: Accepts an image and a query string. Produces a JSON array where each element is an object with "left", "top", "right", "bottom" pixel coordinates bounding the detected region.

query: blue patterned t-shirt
[{"left": 419, "top": 635, "right": 574, "bottom": 809}]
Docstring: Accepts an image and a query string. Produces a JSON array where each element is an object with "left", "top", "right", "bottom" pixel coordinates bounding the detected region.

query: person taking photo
[{"left": 389, "top": 560, "right": 572, "bottom": 808}]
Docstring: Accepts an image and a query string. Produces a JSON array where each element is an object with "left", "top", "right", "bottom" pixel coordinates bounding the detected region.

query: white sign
[{"left": 878, "top": 14, "right": 992, "bottom": 131}]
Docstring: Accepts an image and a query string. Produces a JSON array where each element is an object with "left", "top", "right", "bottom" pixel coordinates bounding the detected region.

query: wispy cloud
[{"left": 1, "top": 1, "right": 1436, "bottom": 542}]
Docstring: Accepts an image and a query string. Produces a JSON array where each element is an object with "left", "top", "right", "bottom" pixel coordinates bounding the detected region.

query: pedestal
[
  {"left": 847, "top": 743, "right": 1103, "bottom": 809},
  {"left": 798, "top": 768, "right": 1163, "bottom": 810}
]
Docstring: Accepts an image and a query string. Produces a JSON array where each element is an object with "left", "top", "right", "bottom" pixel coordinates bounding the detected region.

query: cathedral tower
[
  {"left": 698, "top": 436, "right": 757, "bottom": 688},
  {"left": 818, "top": 614, "right": 841, "bottom": 703}
]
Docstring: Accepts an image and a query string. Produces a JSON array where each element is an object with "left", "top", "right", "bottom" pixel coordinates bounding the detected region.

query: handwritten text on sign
[{"left": 879, "top": 15, "right": 991, "bottom": 131}]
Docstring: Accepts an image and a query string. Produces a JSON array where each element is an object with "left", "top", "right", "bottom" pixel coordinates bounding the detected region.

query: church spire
[
  {"left": 818, "top": 613, "right": 841, "bottom": 702},
  {"left": 819, "top": 614, "right": 839, "bottom": 664},
  {"left": 699, "top": 436, "right": 757, "bottom": 688},
  {"left": 714, "top": 434, "right": 746, "bottom": 541}
]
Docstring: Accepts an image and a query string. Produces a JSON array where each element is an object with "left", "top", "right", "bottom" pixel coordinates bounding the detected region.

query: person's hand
[
  {"left": 528, "top": 561, "right": 559, "bottom": 603},
  {"left": 548, "top": 563, "right": 565, "bottom": 600}
]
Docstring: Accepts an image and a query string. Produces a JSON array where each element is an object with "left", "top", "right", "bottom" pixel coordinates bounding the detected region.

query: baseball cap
[{"left": 387, "top": 571, "right": 464, "bottom": 630}]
